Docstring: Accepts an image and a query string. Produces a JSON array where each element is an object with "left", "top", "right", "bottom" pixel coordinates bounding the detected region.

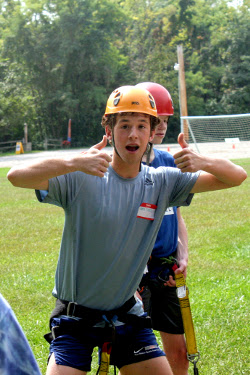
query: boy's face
[
  {"left": 153, "top": 115, "right": 169, "bottom": 145},
  {"left": 106, "top": 113, "right": 155, "bottom": 165}
]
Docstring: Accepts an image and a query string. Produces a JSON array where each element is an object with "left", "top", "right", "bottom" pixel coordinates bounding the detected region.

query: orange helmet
[
  {"left": 136, "top": 82, "right": 174, "bottom": 116},
  {"left": 105, "top": 86, "right": 158, "bottom": 118}
]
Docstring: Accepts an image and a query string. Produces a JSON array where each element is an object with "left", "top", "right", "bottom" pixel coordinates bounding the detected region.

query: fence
[
  {"left": 44, "top": 138, "right": 63, "bottom": 150},
  {"left": 0, "top": 138, "right": 64, "bottom": 153},
  {"left": 0, "top": 140, "right": 21, "bottom": 153}
]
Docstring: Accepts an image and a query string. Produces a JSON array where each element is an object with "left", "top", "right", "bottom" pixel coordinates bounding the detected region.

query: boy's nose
[{"left": 128, "top": 127, "right": 138, "bottom": 139}]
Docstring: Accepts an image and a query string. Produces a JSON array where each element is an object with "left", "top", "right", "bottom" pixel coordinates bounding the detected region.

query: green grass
[{"left": 0, "top": 159, "right": 249, "bottom": 374}]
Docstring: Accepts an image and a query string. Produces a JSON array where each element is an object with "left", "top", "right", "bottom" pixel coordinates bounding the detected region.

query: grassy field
[{"left": 0, "top": 159, "right": 249, "bottom": 375}]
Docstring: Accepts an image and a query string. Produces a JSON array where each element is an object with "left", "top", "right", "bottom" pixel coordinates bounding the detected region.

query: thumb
[
  {"left": 92, "top": 135, "right": 107, "bottom": 150},
  {"left": 178, "top": 133, "right": 189, "bottom": 149},
  {"left": 174, "top": 267, "right": 183, "bottom": 275}
]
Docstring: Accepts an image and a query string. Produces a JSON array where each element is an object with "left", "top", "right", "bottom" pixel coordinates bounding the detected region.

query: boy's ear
[
  {"left": 105, "top": 125, "right": 112, "bottom": 143},
  {"left": 149, "top": 129, "right": 155, "bottom": 143}
]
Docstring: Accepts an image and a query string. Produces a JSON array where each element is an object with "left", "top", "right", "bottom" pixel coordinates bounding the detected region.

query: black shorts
[{"left": 141, "top": 284, "right": 184, "bottom": 335}]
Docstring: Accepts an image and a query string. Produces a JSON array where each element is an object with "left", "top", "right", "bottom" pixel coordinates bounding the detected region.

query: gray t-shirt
[{"left": 36, "top": 164, "right": 199, "bottom": 310}]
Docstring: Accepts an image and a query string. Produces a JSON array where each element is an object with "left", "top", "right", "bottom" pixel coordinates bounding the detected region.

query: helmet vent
[
  {"left": 113, "top": 92, "right": 121, "bottom": 106},
  {"left": 148, "top": 94, "right": 155, "bottom": 109}
]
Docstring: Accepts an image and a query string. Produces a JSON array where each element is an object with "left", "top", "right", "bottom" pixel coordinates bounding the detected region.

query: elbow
[
  {"left": 239, "top": 168, "right": 247, "bottom": 185},
  {"left": 7, "top": 169, "right": 20, "bottom": 187},
  {"left": 7, "top": 169, "right": 14, "bottom": 185},
  {"left": 234, "top": 168, "right": 247, "bottom": 187}
]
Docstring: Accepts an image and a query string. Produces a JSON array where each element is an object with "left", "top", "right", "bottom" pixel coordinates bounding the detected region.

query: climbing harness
[
  {"left": 174, "top": 267, "right": 200, "bottom": 374},
  {"left": 138, "top": 255, "right": 177, "bottom": 290},
  {"left": 44, "top": 296, "right": 152, "bottom": 375},
  {"left": 139, "top": 256, "right": 200, "bottom": 374}
]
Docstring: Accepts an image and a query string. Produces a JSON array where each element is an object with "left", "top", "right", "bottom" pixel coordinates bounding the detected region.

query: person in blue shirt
[
  {"left": 0, "top": 293, "right": 41, "bottom": 375},
  {"left": 136, "top": 82, "right": 189, "bottom": 375}
]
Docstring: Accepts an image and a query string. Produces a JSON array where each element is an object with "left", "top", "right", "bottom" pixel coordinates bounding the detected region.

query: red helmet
[{"left": 136, "top": 82, "right": 174, "bottom": 116}]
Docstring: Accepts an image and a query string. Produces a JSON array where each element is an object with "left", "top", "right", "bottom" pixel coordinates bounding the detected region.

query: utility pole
[
  {"left": 24, "top": 123, "right": 28, "bottom": 144},
  {"left": 67, "top": 119, "right": 72, "bottom": 144},
  {"left": 177, "top": 45, "right": 189, "bottom": 141}
]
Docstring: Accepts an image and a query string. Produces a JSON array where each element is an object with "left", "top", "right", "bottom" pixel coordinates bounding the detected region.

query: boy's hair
[{"left": 101, "top": 112, "right": 160, "bottom": 131}]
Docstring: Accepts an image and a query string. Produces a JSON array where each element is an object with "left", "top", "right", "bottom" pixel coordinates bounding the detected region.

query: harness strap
[
  {"left": 44, "top": 296, "right": 152, "bottom": 344},
  {"left": 66, "top": 295, "right": 136, "bottom": 322}
]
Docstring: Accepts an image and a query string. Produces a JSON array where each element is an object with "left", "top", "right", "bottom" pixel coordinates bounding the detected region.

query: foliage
[{"left": 0, "top": 0, "right": 249, "bottom": 146}]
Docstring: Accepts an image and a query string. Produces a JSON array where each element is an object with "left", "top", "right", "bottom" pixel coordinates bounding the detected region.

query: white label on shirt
[
  {"left": 137, "top": 203, "right": 157, "bottom": 221},
  {"left": 164, "top": 207, "right": 174, "bottom": 216}
]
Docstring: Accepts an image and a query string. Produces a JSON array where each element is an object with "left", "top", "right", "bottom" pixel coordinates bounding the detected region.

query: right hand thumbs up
[
  {"left": 79, "top": 136, "right": 112, "bottom": 177},
  {"left": 92, "top": 135, "right": 108, "bottom": 150}
]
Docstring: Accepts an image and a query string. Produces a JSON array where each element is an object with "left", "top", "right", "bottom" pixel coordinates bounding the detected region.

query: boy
[
  {"left": 7, "top": 86, "right": 247, "bottom": 375},
  {"left": 137, "top": 82, "right": 189, "bottom": 375}
]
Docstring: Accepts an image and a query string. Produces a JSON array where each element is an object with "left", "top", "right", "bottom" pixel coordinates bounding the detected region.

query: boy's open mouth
[{"left": 126, "top": 145, "right": 139, "bottom": 152}]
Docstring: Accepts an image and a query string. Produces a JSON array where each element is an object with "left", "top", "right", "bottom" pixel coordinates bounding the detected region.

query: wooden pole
[
  {"left": 24, "top": 123, "right": 28, "bottom": 144},
  {"left": 177, "top": 45, "right": 189, "bottom": 141},
  {"left": 67, "top": 119, "right": 72, "bottom": 144}
]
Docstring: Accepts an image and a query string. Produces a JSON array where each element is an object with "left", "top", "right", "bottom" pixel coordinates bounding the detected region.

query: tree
[{"left": 0, "top": 0, "right": 130, "bottom": 145}]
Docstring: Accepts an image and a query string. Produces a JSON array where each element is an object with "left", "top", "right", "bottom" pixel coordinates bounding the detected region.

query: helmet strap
[
  {"left": 145, "top": 142, "right": 153, "bottom": 166},
  {"left": 112, "top": 132, "right": 122, "bottom": 159}
]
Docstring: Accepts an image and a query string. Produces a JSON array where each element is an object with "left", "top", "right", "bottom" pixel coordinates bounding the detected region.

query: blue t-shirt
[
  {"left": 0, "top": 294, "right": 41, "bottom": 375},
  {"left": 142, "top": 148, "right": 178, "bottom": 258}
]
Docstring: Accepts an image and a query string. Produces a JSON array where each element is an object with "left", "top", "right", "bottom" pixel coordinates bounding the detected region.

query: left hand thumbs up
[{"left": 178, "top": 133, "right": 189, "bottom": 149}]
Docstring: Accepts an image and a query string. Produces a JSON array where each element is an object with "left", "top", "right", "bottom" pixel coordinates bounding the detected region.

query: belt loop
[
  {"left": 51, "top": 325, "right": 59, "bottom": 340},
  {"left": 67, "top": 302, "right": 76, "bottom": 317}
]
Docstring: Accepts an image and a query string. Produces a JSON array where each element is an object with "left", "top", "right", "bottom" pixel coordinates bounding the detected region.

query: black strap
[
  {"left": 44, "top": 311, "right": 152, "bottom": 344},
  {"left": 146, "top": 142, "right": 153, "bottom": 165},
  {"left": 44, "top": 296, "right": 152, "bottom": 344},
  {"left": 194, "top": 362, "right": 199, "bottom": 375},
  {"left": 55, "top": 295, "right": 136, "bottom": 323}
]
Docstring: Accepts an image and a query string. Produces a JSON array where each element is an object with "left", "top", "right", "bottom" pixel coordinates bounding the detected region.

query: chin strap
[
  {"left": 174, "top": 269, "right": 200, "bottom": 374},
  {"left": 112, "top": 133, "right": 121, "bottom": 160},
  {"left": 146, "top": 142, "right": 153, "bottom": 165}
]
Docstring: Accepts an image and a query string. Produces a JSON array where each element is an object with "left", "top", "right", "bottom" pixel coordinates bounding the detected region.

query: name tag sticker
[{"left": 137, "top": 203, "right": 157, "bottom": 221}]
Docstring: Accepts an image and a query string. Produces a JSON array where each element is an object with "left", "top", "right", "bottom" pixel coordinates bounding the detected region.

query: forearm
[
  {"left": 174, "top": 137, "right": 247, "bottom": 193},
  {"left": 190, "top": 157, "right": 247, "bottom": 193},
  {"left": 7, "top": 158, "right": 75, "bottom": 190},
  {"left": 176, "top": 209, "right": 188, "bottom": 266},
  {"left": 7, "top": 136, "right": 112, "bottom": 190},
  {"left": 198, "top": 156, "right": 247, "bottom": 186}
]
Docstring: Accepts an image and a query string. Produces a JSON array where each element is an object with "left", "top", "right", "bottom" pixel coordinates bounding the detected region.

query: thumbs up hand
[
  {"left": 76, "top": 136, "right": 112, "bottom": 177},
  {"left": 91, "top": 135, "right": 109, "bottom": 152},
  {"left": 177, "top": 133, "right": 189, "bottom": 149},
  {"left": 173, "top": 133, "right": 204, "bottom": 173}
]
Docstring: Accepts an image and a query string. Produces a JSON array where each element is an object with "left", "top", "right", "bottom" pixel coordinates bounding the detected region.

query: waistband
[
  {"left": 44, "top": 296, "right": 152, "bottom": 344},
  {"left": 49, "top": 296, "right": 137, "bottom": 326}
]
